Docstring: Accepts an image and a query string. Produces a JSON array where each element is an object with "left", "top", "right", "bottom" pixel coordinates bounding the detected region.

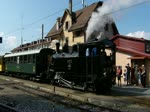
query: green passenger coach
[{"left": 4, "top": 48, "right": 55, "bottom": 80}]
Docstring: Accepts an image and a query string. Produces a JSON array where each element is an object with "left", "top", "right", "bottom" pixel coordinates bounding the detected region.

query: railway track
[
  {"left": 1, "top": 75, "right": 150, "bottom": 112},
  {"left": 0, "top": 103, "right": 18, "bottom": 112},
  {"left": 0, "top": 80, "right": 119, "bottom": 112},
  {"left": 12, "top": 83, "right": 119, "bottom": 112}
]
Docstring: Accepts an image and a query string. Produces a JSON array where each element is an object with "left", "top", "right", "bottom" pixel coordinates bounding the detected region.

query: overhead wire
[
  {"left": 15, "top": 0, "right": 85, "bottom": 41},
  {"left": 3, "top": 0, "right": 101, "bottom": 37},
  {"left": 4, "top": 0, "right": 83, "bottom": 36},
  {"left": 1, "top": 0, "right": 150, "bottom": 54}
]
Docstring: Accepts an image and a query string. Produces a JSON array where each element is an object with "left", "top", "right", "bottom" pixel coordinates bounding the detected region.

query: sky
[{"left": 0, "top": 0, "right": 150, "bottom": 55}]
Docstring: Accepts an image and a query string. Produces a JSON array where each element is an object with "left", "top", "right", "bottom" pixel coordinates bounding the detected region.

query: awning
[{"left": 127, "top": 56, "right": 145, "bottom": 60}]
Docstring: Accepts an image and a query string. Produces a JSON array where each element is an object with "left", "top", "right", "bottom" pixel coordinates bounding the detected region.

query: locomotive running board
[
  {"left": 72, "top": 86, "right": 85, "bottom": 90},
  {"left": 55, "top": 73, "right": 86, "bottom": 90},
  {"left": 59, "top": 77, "right": 86, "bottom": 90},
  {"left": 58, "top": 77, "right": 73, "bottom": 88}
]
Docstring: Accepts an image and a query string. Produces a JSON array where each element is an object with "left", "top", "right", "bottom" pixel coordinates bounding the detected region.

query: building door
[{"left": 131, "top": 58, "right": 145, "bottom": 85}]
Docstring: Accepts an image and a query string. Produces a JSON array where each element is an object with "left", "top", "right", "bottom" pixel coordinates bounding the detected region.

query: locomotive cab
[{"left": 78, "top": 39, "right": 116, "bottom": 93}]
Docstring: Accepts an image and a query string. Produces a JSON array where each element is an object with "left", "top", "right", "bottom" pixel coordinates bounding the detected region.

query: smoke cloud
[{"left": 86, "top": 0, "right": 148, "bottom": 41}]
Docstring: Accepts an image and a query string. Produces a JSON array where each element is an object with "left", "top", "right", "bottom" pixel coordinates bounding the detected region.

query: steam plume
[{"left": 86, "top": 0, "right": 148, "bottom": 41}]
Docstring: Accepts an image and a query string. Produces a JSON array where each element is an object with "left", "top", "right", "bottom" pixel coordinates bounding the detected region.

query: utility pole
[
  {"left": 42, "top": 24, "right": 44, "bottom": 48},
  {"left": 21, "top": 14, "right": 24, "bottom": 50}
]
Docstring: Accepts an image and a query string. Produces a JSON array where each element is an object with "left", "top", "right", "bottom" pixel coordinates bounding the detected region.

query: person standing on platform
[
  {"left": 138, "top": 67, "right": 142, "bottom": 87},
  {"left": 125, "top": 63, "right": 131, "bottom": 86},
  {"left": 123, "top": 69, "right": 127, "bottom": 82},
  {"left": 134, "top": 65, "right": 139, "bottom": 86},
  {"left": 117, "top": 66, "right": 122, "bottom": 87},
  {"left": 141, "top": 64, "right": 146, "bottom": 88}
]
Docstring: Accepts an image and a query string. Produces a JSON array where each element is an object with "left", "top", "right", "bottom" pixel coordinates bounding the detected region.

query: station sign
[{"left": 0, "top": 37, "right": 2, "bottom": 43}]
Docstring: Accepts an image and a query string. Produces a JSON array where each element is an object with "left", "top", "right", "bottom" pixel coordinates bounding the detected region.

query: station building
[{"left": 112, "top": 34, "right": 150, "bottom": 86}]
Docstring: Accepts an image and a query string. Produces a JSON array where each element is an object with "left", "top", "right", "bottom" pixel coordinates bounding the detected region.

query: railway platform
[
  {"left": 0, "top": 75, "right": 150, "bottom": 112},
  {"left": 112, "top": 84, "right": 150, "bottom": 96}
]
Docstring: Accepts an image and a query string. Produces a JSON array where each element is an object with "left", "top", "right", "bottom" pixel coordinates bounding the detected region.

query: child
[{"left": 117, "top": 66, "right": 122, "bottom": 87}]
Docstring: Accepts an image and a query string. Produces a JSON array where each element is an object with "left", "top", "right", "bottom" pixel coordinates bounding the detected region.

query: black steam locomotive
[
  {"left": 50, "top": 38, "right": 116, "bottom": 94},
  {"left": 3, "top": 39, "right": 116, "bottom": 94}
]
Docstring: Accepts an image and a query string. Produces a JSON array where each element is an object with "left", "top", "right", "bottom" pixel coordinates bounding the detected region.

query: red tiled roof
[
  {"left": 112, "top": 34, "right": 145, "bottom": 42},
  {"left": 69, "top": 2, "right": 102, "bottom": 31}
]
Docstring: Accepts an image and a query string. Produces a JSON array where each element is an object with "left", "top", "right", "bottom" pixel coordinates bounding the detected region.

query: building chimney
[
  {"left": 82, "top": 0, "right": 85, "bottom": 8},
  {"left": 56, "top": 17, "right": 61, "bottom": 30},
  {"left": 69, "top": 0, "right": 72, "bottom": 15}
]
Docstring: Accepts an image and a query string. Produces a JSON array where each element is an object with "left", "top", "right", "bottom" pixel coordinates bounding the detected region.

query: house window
[
  {"left": 145, "top": 41, "right": 150, "bottom": 53},
  {"left": 75, "top": 30, "right": 81, "bottom": 37},
  {"left": 65, "top": 21, "right": 69, "bottom": 30}
]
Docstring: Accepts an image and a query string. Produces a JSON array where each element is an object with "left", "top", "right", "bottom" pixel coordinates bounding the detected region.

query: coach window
[
  {"left": 5, "top": 58, "right": 7, "bottom": 63},
  {"left": 30, "top": 55, "right": 33, "bottom": 63},
  {"left": 0, "top": 58, "right": 2, "bottom": 64},
  {"left": 9, "top": 57, "right": 11, "bottom": 63},
  {"left": 2, "top": 58, "right": 4, "bottom": 64},
  {"left": 33, "top": 54, "right": 36, "bottom": 63},
  {"left": 6, "top": 58, "right": 8, "bottom": 63},
  {"left": 6, "top": 58, "right": 9, "bottom": 63},
  {"left": 28, "top": 55, "right": 31, "bottom": 63},
  {"left": 20, "top": 56, "right": 23, "bottom": 63},
  {"left": 24, "top": 55, "right": 27, "bottom": 63},
  {"left": 10, "top": 57, "right": 14, "bottom": 63},
  {"left": 14, "top": 56, "right": 17, "bottom": 64}
]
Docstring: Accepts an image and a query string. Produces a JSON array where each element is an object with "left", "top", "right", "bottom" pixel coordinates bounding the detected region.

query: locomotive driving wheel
[
  {"left": 83, "top": 82, "right": 88, "bottom": 91},
  {"left": 95, "top": 77, "right": 111, "bottom": 94}
]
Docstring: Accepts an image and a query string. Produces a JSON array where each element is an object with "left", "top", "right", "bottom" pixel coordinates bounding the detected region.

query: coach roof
[{"left": 4, "top": 49, "right": 41, "bottom": 58}]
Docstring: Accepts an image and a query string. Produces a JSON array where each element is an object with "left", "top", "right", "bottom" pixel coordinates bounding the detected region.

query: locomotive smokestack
[
  {"left": 69, "top": 0, "right": 72, "bottom": 15},
  {"left": 63, "top": 38, "right": 69, "bottom": 53},
  {"left": 56, "top": 42, "right": 60, "bottom": 53}
]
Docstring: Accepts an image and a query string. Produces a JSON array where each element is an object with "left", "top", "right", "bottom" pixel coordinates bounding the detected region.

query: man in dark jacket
[{"left": 125, "top": 63, "right": 131, "bottom": 86}]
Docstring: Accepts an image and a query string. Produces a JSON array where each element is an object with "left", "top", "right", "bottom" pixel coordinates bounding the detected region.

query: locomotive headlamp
[
  {"left": 103, "top": 68, "right": 107, "bottom": 77},
  {"left": 103, "top": 72, "right": 106, "bottom": 77}
]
